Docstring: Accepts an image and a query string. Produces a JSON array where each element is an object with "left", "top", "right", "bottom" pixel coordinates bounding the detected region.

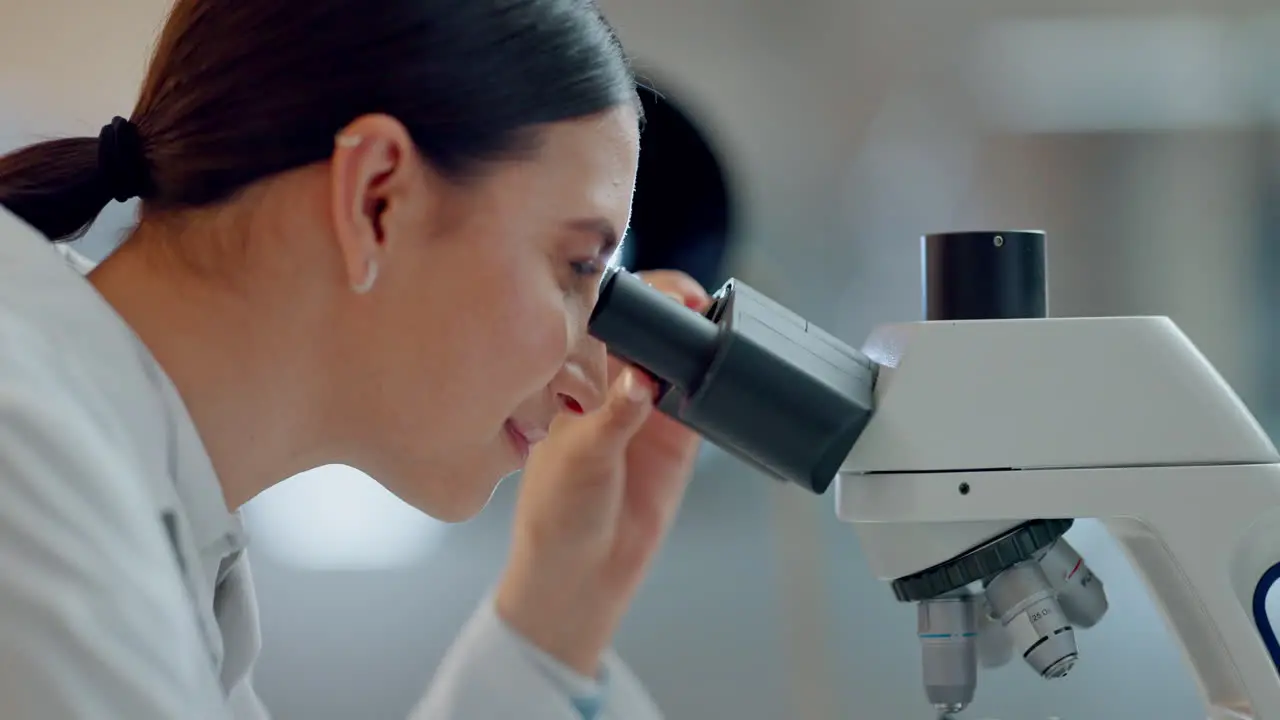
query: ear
[{"left": 328, "top": 114, "right": 420, "bottom": 294}]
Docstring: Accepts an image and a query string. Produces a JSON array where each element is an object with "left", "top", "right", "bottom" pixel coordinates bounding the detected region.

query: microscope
[{"left": 588, "top": 231, "right": 1280, "bottom": 719}]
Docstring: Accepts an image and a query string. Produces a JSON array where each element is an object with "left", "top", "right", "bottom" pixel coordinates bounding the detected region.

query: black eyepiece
[{"left": 589, "top": 268, "right": 719, "bottom": 392}]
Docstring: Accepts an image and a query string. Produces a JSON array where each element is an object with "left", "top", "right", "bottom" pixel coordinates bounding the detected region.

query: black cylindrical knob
[
  {"left": 589, "top": 268, "right": 719, "bottom": 392},
  {"left": 923, "top": 231, "right": 1047, "bottom": 321}
]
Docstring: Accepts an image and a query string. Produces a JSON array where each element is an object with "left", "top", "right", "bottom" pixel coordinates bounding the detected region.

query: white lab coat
[{"left": 0, "top": 206, "right": 662, "bottom": 719}]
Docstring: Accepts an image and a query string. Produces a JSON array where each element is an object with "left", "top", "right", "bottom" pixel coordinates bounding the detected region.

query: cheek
[
  {"left": 446, "top": 236, "right": 575, "bottom": 416},
  {"left": 393, "top": 239, "right": 570, "bottom": 431},
  {"left": 495, "top": 279, "right": 573, "bottom": 392}
]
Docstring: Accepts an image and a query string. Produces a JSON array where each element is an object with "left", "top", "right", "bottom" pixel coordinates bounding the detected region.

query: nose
[{"left": 549, "top": 334, "right": 608, "bottom": 414}]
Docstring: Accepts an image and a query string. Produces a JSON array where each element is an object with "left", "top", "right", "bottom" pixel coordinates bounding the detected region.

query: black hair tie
[{"left": 97, "top": 116, "right": 149, "bottom": 203}]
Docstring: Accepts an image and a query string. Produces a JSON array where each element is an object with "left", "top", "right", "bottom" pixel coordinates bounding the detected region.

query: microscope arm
[{"left": 838, "top": 316, "right": 1280, "bottom": 719}]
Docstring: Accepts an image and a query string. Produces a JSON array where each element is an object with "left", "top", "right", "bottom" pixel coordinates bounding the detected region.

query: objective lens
[
  {"left": 918, "top": 595, "right": 978, "bottom": 713},
  {"left": 984, "top": 560, "right": 1078, "bottom": 679},
  {"left": 1038, "top": 538, "right": 1108, "bottom": 629},
  {"left": 974, "top": 599, "right": 1014, "bottom": 669}
]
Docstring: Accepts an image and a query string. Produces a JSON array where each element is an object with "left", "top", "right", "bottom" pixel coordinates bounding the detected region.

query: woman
[{"left": 0, "top": 0, "right": 708, "bottom": 717}]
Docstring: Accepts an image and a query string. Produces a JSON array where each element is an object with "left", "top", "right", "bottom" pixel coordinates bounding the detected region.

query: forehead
[{"left": 491, "top": 107, "right": 641, "bottom": 221}]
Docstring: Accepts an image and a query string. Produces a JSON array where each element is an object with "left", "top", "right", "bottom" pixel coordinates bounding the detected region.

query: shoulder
[
  {"left": 0, "top": 206, "right": 176, "bottom": 523},
  {"left": 0, "top": 206, "right": 165, "bottom": 438}
]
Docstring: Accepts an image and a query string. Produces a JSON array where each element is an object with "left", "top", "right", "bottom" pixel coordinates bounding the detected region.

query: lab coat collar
[
  {"left": 153, "top": 360, "right": 249, "bottom": 575},
  {"left": 0, "top": 207, "right": 246, "bottom": 571}
]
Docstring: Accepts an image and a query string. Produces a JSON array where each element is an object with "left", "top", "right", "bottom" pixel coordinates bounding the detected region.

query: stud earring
[
  {"left": 336, "top": 134, "right": 363, "bottom": 149},
  {"left": 353, "top": 257, "right": 379, "bottom": 295}
]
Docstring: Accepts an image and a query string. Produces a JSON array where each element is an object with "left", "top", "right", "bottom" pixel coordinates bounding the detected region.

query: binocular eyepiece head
[{"left": 587, "top": 267, "right": 877, "bottom": 495}]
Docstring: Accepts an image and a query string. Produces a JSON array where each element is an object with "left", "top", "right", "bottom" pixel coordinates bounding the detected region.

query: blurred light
[
  {"left": 970, "top": 16, "right": 1270, "bottom": 132},
  {"left": 245, "top": 464, "right": 445, "bottom": 571}
]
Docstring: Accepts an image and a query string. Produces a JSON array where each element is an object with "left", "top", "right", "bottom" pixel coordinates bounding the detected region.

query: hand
[{"left": 495, "top": 270, "right": 710, "bottom": 676}]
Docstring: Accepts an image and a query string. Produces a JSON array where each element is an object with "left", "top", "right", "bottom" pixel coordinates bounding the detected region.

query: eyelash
[{"left": 570, "top": 259, "right": 604, "bottom": 278}]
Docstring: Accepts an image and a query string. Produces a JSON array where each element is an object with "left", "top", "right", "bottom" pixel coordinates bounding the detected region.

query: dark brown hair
[{"left": 0, "top": 0, "right": 636, "bottom": 242}]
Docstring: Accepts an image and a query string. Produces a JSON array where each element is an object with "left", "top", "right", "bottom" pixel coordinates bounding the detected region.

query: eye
[{"left": 570, "top": 258, "right": 604, "bottom": 278}]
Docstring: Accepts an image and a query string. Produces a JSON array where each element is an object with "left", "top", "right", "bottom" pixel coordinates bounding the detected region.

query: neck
[{"left": 88, "top": 232, "right": 331, "bottom": 509}]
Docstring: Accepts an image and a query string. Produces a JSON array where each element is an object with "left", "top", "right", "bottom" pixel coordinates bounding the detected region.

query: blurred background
[{"left": 3, "top": 0, "right": 1280, "bottom": 717}]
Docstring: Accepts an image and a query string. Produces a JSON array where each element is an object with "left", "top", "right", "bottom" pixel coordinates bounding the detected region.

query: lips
[
  {"left": 504, "top": 420, "right": 548, "bottom": 463},
  {"left": 517, "top": 425, "right": 548, "bottom": 445}
]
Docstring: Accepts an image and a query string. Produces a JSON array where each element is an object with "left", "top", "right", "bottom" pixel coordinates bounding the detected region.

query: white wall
[{"left": 3, "top": 1, "right": 1277, "bottom": 718}]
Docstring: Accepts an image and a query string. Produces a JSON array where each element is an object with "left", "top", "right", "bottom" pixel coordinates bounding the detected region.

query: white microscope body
[
  {"left": 589, "top": 229, "right": 1280, "bottom": 718},
  {"left": 838, "top": 315, "right": 1280, "bottom": 719}
]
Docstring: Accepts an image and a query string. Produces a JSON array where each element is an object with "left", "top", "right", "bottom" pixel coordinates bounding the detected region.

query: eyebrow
[{"left": 567, "top": 217, "right": 622, "bottom": 259}]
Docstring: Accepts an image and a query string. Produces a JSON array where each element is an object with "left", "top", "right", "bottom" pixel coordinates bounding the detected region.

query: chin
[
  {"left": 381, "top": 439, "right": 517, "bottom": 523},
  {"left": 412, "top": 467, "right": 509, "bottom": 524}
]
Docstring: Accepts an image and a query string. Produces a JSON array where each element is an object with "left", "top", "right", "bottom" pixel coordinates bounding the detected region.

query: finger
[
  {"left": 588, "top": 366, "right": 657, "bottom": 454},
  {"left": 662, "top": 289, "right": 711, "bottom": 315},
  {"left": 635, "top": 269, "right": 701, "bottom": 292},
  {"left": 638, "top": 270, "right": 711, "bottom": 311},
  {"left": 605, "top": 354, "right": 627, "bottom": 386}
]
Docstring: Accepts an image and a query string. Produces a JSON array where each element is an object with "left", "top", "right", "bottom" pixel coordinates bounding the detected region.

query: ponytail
[
  {"left": 0, "top": 117, "right": 150, "bottom": 243},
  {"left": 0, "top": 137, "right": 114, "bottom": 243}
]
